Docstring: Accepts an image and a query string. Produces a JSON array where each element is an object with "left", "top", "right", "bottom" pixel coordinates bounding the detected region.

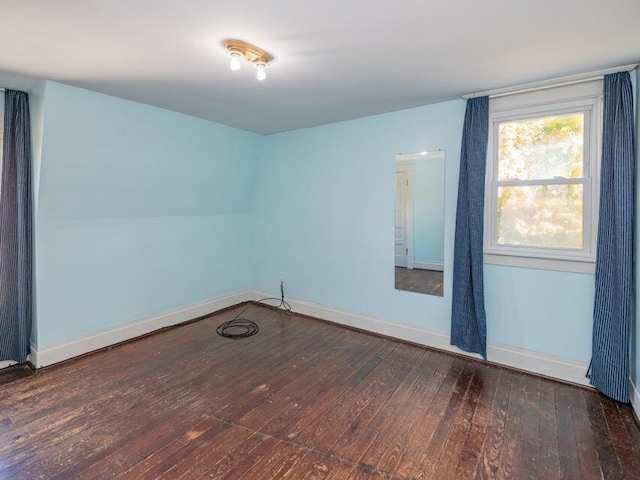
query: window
[{"left": 484, "top": 81, "right": 602, "bottom": 273}]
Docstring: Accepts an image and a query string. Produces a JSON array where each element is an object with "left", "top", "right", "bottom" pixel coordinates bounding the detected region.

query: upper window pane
[{"left": 497, "top": 113, "right": 584, "bottom": 181}]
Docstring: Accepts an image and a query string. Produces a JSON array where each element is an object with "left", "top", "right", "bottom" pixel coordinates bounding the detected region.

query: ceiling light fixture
[
  {"left": 228, "top": 49, "right": 243, "bottom": 71},
  {"left": 255, "top": 62, "right": 267, "bottom": 81},
  {"left": 224, "top": 39, "right": 271, "bottom": 81}
]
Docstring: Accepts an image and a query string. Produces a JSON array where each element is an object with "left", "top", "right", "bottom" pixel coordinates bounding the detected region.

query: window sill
[{"left": 483, "top": 253, "right": 595, "bottom": 274}]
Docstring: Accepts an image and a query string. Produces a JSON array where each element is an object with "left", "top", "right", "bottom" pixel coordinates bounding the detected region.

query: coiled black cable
[
  {"left": 216, "top": 317, "right": 259, "bottom": 339},
  {"left": 216, "top": 282, "right": 291, "bottom": 339}
]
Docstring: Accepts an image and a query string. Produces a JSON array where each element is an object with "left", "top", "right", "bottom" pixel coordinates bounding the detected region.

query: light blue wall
[
  {"left": 29, "top": 80, "right": 47, "bottom": 344},
  {"left": 485, "top": 265, "right": 593, "bottom": 360},
  {"left": 34, "top": 82, "right": 263, "bottom": 347},
  {"left": 27, "top": 74, "right": 637, "bottom": 374},
  {"left": 251, "top": 99, "right": 598, "bottom": 363},
  {"left": 251, "top": 101, "right": 464, "bottom": 332},
  {"left": 412, "top": 159, "right": 445, "bottom": 265}
]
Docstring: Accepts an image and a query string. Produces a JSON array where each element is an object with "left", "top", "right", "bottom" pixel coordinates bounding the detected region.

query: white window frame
[{"left": 484, "top": 80, "right": 602, "bottom": 274}]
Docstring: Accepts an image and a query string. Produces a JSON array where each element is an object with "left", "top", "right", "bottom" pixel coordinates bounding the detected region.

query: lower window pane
[{"left": 497, "top": 184, "right": 583, "bottom": 249}]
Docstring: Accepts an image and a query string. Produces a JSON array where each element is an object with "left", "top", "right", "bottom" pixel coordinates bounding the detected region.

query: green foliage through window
[{"left": 496, "top": 114, "right": 584, "bottom": 249}]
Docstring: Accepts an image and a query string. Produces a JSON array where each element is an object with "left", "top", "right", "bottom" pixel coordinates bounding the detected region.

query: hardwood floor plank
[
  {"left": 322, "top": 458, "right": 363, "bottom": 480},
  {"left": 617, "top": 401, "right": 640, "bottom": 460},
  {"left": 598, "top": 393, "right": 640, "bottom": 479},
  {"left": 213, "top": 325, "right": 344, "bottom": 423},
  {"left": 293, "top": 349, "right": 412, "bottom": 453},
  {"left": 0, "top": 364, "right": 33, "bottom": 386},
  {"left": 388, "top": 354, "right": 456, "bottom": 478},
  {"left": 256, "top": 337, "right": 390, "bottom": 442},
  {"left": 0, "top": 307, "right": 294, "bottom": 440},
  {"left": 348, "top": 465, "right": 392, "bottom": 480},
  {"left": 363, "top": 351, "right": 445, "bottom": 473},
  {"left": 237, "top": 334, "right": 385, "bottom": 435},
  {"left": 2, "top": 308, "right": 327, "bottom": 478},
  {"left": 128, "top": 419, "right": 234, "bottom": 480},
  {"left": 365, "top": 353, "right": 429, "bottom": 434},
  {"left": 519, "top": 375, "right": 541, "bottom": 480},
  {"left": 476, "top": 370, "right": 514, "bottom": 480},
  {"left": 116, "top": 318, "right": 336, "bottom": 480},
  {"left": 163, "top": 424, "right": 255, "bottom": 479},
  {"left": 266, "top": 449, "right": 355, "bottom": 480},
  {"left": 432, "top": 364, "right": 487, "bottom": 479},
  {"left": 496, "top": 373, "right": 527, "bottom": 480},
  {"left": 3, "top": 381, "right": 209, "bottom": 478},
  {"left": 303, "top": 456, "right": 354, "bottom": 480},
  {"left": 266, "top": 342, "right": 400, "bottom": 447},
  {"left": 402, "top": 359, "right": 474, "bottom": 480},
  {"left": 76, "top": 409, "right": 246, "bottom": 479},
  {"left": 328, "top": 350, "right": 433, "bottom": 467},
  {"left": 0, "top": 304, "right": 638, "bottom": 480},
  {"left": 452, "top": 365, "right": 502, "bottom": 479},
  {"left": 564, "top": 387, "right": 603, "bottom": 480},
  {"left": 554, "top": 382, "right": 581, "bottom": 480},
  {"left": 266, "top": 449, "right": 322, "bottom": 479},
  {"left": 207, "top": 438, "right": 283, "bottom": 480},
  {"left": 536, "top": 378, "right": 561, "bottom": 479},
  {"left": 0, "top": 305, "right": 253, "bottom": 410},
  {"left": 199, "top": 433, "right": 280, "bottom": 480},
  {"left": 583, "top": 390, "right": 626, "bottom": 479},
  {"left": 1, "top": 320, "right": 318, "bottom": 474},
  {"left": 239, "top": 442, "right": 302, "bottom": 480},
  {"left": 259, "top": 341, "right": 396, "bottom": 445}
]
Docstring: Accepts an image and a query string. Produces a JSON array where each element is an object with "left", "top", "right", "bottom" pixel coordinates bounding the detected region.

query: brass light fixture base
[{"left": 223, "top": 39, "right": 271, "bottom": 66}]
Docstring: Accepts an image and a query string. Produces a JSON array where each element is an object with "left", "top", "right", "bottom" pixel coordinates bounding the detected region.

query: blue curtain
[
  {"left": 0, "top": 90, "right": 33, "bottom": 363},
  {"left": 588, "top": 72, "right": 635, "bottom": 403},
  {"left": 451, "top": 96, "right": 489, "bottom": 359}
]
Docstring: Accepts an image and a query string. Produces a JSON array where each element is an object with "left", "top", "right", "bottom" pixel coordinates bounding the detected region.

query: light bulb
[
  {"left": 229, "top": 53, "right": 241, "bottom": 71},
  {"left": 256, "top": 63, "right": 266, "bottom": 81}
]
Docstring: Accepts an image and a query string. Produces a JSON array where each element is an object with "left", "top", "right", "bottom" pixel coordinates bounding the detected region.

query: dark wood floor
[
  {"left": 1, "top": 304, "right": 638, "bottom": 479},
  {"left": 395, "top": 267, "right": 443, "bottom": 296},
  {"left": 0, "top": 364, "right": 34, "bottom": 386}
]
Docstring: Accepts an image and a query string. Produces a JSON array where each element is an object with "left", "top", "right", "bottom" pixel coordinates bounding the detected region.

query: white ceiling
[{"left": 0, "top": 0, "right": 638, "bottom": 134}]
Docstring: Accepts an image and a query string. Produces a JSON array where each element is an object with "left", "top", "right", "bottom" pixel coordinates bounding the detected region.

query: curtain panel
[
  {"left": 589, "top": 71, "right": 635, "bottom": 403},
  {"left": 451, "top": 96, "right": 489, "bottom": 359},
  {"left": 0, "top": 90, "right": 33, "bottom": 363}
]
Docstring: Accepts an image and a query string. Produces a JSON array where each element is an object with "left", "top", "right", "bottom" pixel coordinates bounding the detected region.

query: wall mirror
[{"left": 395, "top": 150, "right": 445, "bottom": 296}]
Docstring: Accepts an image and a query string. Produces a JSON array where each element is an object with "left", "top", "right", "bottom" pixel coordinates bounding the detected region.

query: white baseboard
[
  {"left": 32, "top": 290, "right": 251, "bottom": 368},
  {"left": 413, "top": 261, "right": 444, "bottom": 271},
  {"left": 29, "top": 287, "right": 593, "bottom": 389},
  {"left": 248, "top": 290, "right": 591, "bottom": 388},
  {"left": 631, "top": 378, "right": 640, "bottom": 419}
]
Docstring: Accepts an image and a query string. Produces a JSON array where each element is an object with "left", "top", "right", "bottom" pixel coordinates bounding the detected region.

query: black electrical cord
[
  {"left": 216, "top": 282, "right": 291, "bottom": 339},
  {"left": 215, "top": 317, "right": 259, "bottom": 339}
]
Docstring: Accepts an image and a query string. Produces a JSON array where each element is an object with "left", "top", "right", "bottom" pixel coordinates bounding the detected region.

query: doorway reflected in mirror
[{"left": 395, "top": 150, "right": 445, "bottom": 297}]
